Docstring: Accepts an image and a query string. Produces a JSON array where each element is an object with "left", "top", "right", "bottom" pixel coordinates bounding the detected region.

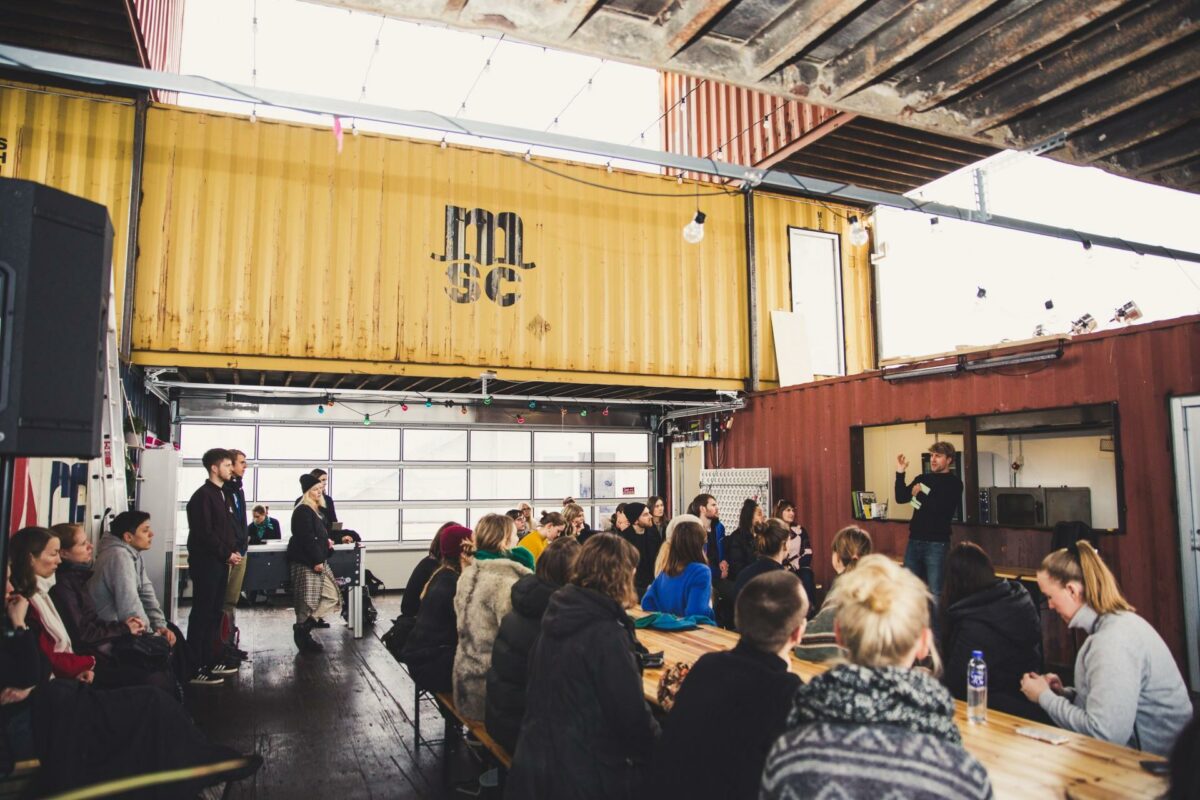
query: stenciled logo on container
[{"left": 430, "top": 205, "right": 535, "bottom": 306}]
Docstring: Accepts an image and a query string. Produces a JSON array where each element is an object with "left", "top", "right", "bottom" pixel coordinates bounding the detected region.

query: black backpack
[{"left": 380, "top": 615, "right": 417, "bottom": 662}]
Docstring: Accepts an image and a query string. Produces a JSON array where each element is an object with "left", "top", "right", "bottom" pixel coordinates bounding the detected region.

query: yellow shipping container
[
  {"left": 0, "top": 81, "right": 136, "bottom": 333},
  {"left": 132, "top": 106, "right": 870, "bottom": 389}
]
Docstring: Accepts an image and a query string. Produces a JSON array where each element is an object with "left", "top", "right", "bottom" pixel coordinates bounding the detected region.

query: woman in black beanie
[{"left": 288, "top": 474, "right": 341, "bottom": 653}]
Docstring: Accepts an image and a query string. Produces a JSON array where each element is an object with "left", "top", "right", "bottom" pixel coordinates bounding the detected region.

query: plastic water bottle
[{"left": 967, "top": 650, "right": 988, "bottom": 724}]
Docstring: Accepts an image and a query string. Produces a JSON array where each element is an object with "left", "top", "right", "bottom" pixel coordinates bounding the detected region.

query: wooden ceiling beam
[
  {"left": 1123, "top": 155, "right": 1200, "bottom": 190},
  {"left": 1010, "top": 43, "right": 1200, "bottom": 144},
  {"left": 949, "top": 0, "right": 1200, "bottom": 134},
  {"left": 748, "top": 0, "right": 870, "bottom": 82},
  {"left": 1106, "top": 120, "right": 1200, "bottom": 176},
  {"left": 898, "top": 0, "right": 1130, "bottom": 112},
  {"left": 659, "top": 0, "right": 736, "bottom": 61},
  {"left": 753, "top": 112, "right": 857, "bottom": 169},
  {"left": 1064, "top": 82, "right": 1200, "bottom": 163},
  {"left": 819, "top": 0, "right": 1006, "bottom": 101}
]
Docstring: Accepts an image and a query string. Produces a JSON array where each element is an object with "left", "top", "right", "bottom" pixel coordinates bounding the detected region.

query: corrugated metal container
[
  {"left": 132, "top": 106, "right": 870, "bottom": 388},
  {"left": 661, "top": 73, "right": 841, "bottom": 175},
  {"left": 0, "top": 81, "right": 135, "bottom": 332},
  {"left": 720, "top": 315, "right": 1200, "bottom": 667},
  {"left": 131, "top": 0, "right": 185, "bottom": 72}
]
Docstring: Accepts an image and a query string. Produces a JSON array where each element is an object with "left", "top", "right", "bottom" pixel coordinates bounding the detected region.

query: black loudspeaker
[{"left": 0, "top": 178, "right": 113, "bottom": 458}]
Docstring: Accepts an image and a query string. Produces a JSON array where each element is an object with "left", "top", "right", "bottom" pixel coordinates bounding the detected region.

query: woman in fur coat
[{"left": 452, "top": 514, "right": 533, "bottom": 720}]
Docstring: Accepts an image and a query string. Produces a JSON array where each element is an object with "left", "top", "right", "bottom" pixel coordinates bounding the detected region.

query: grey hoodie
[
  {"left": 1038, "top": 604, "right": 1192, "bottom": 756},
  {"left": 88, "top": 534, "right": 167, "bottom": 631}
]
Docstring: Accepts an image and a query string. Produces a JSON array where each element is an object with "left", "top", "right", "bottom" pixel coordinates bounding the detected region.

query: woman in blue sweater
[{"left": 641, "top": 521, "right": 714, "bottom": 622}]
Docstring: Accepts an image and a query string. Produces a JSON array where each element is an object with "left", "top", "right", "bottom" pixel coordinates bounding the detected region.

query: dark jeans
[
  {"left": 903, "top": 539, "right": 948, "bottom": 597},
  {"left": 187, "top": 556, "right": 229, "bottom": 670}
]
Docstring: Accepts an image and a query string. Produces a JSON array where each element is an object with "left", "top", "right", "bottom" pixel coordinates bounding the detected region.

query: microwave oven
[{"left": 978, "top": 487, "right": 1091, "bottom": 527}]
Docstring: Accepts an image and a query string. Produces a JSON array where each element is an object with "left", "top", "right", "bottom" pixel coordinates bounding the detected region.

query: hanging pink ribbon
[{"left": 332, "top": 116, "right": 344, "bottom": 154}]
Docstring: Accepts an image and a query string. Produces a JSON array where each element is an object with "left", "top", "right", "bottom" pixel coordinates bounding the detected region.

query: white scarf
[{"left": 31, "top": 574, "right": 73, "bottom": 653}]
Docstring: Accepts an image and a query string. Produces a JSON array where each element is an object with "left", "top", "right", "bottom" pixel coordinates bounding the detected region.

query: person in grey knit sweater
[
  {"left": 763, "top": 555, "right": 993, "bottom": 800},
  {"left": 1021, "top": 541, "right": 1191, "bottom": 757},
  {"left": 88, "top": 512, "right": 169, "bottom": 635}
]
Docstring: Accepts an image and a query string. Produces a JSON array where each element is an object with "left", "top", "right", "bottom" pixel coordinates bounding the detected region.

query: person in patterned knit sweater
[{"left": 762, "top": 554, "right": 994, "bottom": 800}]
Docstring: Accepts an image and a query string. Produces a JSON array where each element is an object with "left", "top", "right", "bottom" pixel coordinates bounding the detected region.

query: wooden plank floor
[{"left": 183, "top": 595, "right": 482, "bottom": 799}]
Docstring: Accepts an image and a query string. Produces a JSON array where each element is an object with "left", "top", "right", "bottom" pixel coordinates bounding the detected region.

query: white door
[
  {"left": 788, "top": 227, "right": 846, "bottom": 377},
  {"left": 672, "top": 442, "right": 704, "bottom": 517},
  {"left": 1171, "top": 395, "right": 1200, "bottom": 689}
]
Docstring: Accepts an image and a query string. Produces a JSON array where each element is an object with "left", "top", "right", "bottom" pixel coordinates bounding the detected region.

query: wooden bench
[{"left": 434, "top": 693, "right": 512, "bottom": 770}]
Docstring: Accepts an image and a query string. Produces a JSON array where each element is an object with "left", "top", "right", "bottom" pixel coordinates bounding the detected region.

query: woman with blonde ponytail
[
  {"left": 763, "top": 555, "right": 992, "bottom": 800},
  {"left": 1020, "top": 541, "right": 1191, "bottom": 756},
  {"left": 794, "top": 526, "right": 871, "bottom": 661}
]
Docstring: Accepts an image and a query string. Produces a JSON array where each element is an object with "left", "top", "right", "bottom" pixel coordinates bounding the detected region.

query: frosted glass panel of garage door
[
  {"left": 534, "top": 431, "right": 591, "bottom": 462},
  {"left": 403, "top": 507, "right": 467, "bottom": 541},
  {"left": 469, "top": 507, "right": 518, "bottom": 527},
  {"left": 471, "top": 468, "right": 531, "bottom": 500},
  {"left": 177, "top": 466, "right": 211, "bottom": 497},
  {"left": 403, "top": 468, "right": 467, "bottom": 500},
  {"left": 332, "top": 468, "right": 400, "bottom": 501},
  {"left": 333, "top": 427, "right": 399, "bottom": 461},
  {"left": 594, "top": 468, "right": 649, "bottom": 499},
  {"left": 337, "top": 508, "right": 400, "bottom": 542},
  {"left": 179, "top": 424, "right": 256, "bottom": 459},
  {"left": 594, "top": 432, "right": 648, "bottom": 463},
  {"left": 470, "top": 430, "right": 531, "bottom": 461},
  {"left": 257, "top": 467, "right": 309, "bottom": 503},
  {"left": 404, "top": 429, "right": 467, "bottom": 461},
  {"left": 258, "top": 426, "right": 330, "bottom": 460},
  {"left": 535, "top": 469, "right": 591, "bottom": 500}
]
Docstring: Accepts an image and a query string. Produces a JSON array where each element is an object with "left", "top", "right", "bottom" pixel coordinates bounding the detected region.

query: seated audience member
[
  {"left": 49, "top": 523, "right": 177, "bottom": 695},
  {"left": 647, "top": 495, "right": 668, "bottom": 540},
  {"left": 400, "top": 523, "right": 456, "bottom": 620},
  {"left": 400, "top": 525, "right": 474, "bottom": 693},
  {"left": 724, "top": 499, "right": 762, "bottom": 581},
  {"left": 563, "top": 502, "right": 593, "bottom": 542},
  {"left": 651, "top": 571, "right": 807, "bottom": 800},
  {"left": 247, "top": 505, "right": 282, "bottom": 545},
  {"left": 654, "top": 514, "right": 702, "bottom": 577},
  {"left": 762, "top": 555, "right": 993, "bottom": 800},
  {"left": 640, "top": 520, "right": 714, "bottom": 622},
  {"left": 2, "top": 564, "right": 262, "bottom": 797},
  {"left": 773, "top": 499, "right": 816, "bottom": 613},
  {"left": 941, "top": 542, "right": 1046, "bottom": 721},
  {"left": 11, "top": 527, "right": 96, "bottom": 682},
  {"left": 506, "top": 509, "right": 531, "bottom": 538},
  {"left": 616, "top": 502, "right": 662, "bottom": 598},
  {"left": 1020, "top": 541, "right": 1192, "bottom": 756},
  {"left": 454, "top": 514, "right": 533, "bottom": 721},
  {"left": 794, "top": 525, "right": 872, "bottom": 661},
  {"left": 519, "top": 511, "right": 566, "bottom": 563},
  {"left": 507, "top": 534, "right": 659, "bottom": 800},
  {"left": 732, "top": 518, "right": 790, "bottom": 603},
  {"left": 486, "top": 537, "right": 582, "bottom": 754},
  {"left": 89, "top": 511, "right": 176, "bottom": 647}
]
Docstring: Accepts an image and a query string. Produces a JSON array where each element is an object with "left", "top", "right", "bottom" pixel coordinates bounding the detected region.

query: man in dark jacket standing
[
  {"left": 186, "top": 448, "right": 241, "bottom": 685},
  {"left": 222, "top": 450, "right": 250, "bottom": 639},
  {"left": 649, "top": 571, "right": 807, "bottom": 800},
  {"left": 895, "top": 442, "right": 963, "bottom": 595}
]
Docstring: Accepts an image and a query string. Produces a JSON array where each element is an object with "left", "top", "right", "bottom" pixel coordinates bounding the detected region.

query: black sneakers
[
  {"left": 189, "top": 667, "right": 225, "bottom": 686},
  {"left": 293, "top": 621, "right": 324, "bottom": 653}
]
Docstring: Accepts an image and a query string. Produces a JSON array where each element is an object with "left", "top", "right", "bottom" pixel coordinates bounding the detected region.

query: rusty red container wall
[
  {"left": 130, "top": 0, "right": 185, "bottom": 101},
  {"left": 660, "top": 73, "right": 840, "bottom": 180},
  {"left": 720, "top": 315, "right": 1200, "bottom": 667}
]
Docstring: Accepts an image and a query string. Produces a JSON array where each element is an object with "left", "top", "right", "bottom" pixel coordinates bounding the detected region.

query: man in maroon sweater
[{"left": 185, "top": 448, "right": 242, "bottom": 685}]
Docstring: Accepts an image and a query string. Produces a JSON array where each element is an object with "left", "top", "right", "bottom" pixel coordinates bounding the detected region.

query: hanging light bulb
[
  {"left": 527, "top": 400, "right": 537, "bottom": 410},
  {"left": 683, "top": 211, "right": 706, "bottom": 244},
  {"left": 601, "top": 406, "right": 610, "bottom": 416},
  {"left": 483, "top": 395, "right": 493, "bottom": 406},
  {"left": 606, "top": 162, "right": 613, "bottom": 174},
  {"left": 401, "top": 403, "right": 409, "bottom": 412},
  {"left": 516, "top": 414, "right": 526, "bottom": 424},
  {"left": 249, "top": 107, "right": 258, "bottom": 124},
  {"left": 439, "top": 137, "right": 448, "bottom": 149},
  {"left": 363, "top": 414, "right": 371, "bottom": 426},
  {"left": 351, "top": 119, "right": 359, "bottom": 136},
  {"left": 848, "top": 215, "right": 869, "bottom": 247},
  {"left": 976, "top": 287, "right": 987, "bottom": 300},
  {"left": 580, "top": 408, "right": 589, "bottom": 417},
  {"left": 460, "top": 405, "right": 468, "bottom": 415},
  {"left": 317, "top": 405, "right": 325, "bottom": 414},
  {"left": 424, "top": 399, "right": 433, "bottom": 408}
]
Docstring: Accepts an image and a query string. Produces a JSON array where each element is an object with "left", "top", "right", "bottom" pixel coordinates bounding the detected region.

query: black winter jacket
[
  {"left": 724, "top": 527, "right": 755, "bottom": 580},
  {"left": 400, "top": 556, "right": 440, "bottom": 619},
  {"left": 505, "top": 584, "right": 659, "bottom": 800},
  {"left": 287, "top": 505, "right": 331, "bottom": 568},
  {"left": 616, "top": 527, "right": 662, "bottom": 597},
  {"left": 185, "top": 481, "right": 237, "bottom": 564},
  {"left": 400, "top": 567, "right": 460, "bottom": 693},
  {"left": 48, "top": 561, "right": 128, "bottom": 655},
  {"left": 942, "top": 579, "right": 1046, "bottom": 721},
  {"left": 650, "top": 640, "right": 800, "bottom": 800},
  {"left": 224, "top": 476, "right": 249, "bottom": 552},
  {"left": 485, "top": 574, "right": 557, "bottom": 754}
]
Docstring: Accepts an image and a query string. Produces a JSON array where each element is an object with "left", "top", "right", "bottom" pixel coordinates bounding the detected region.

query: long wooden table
[{"left": 632, "top": 619, "right": 1167, "bottom": 800}]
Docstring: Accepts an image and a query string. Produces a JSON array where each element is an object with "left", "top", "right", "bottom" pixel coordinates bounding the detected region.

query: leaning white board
[{"left": 771, "top": 309, "right": 814, "bottom": 386}]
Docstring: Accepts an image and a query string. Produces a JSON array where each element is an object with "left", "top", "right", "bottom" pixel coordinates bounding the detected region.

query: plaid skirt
[{"left": 290, "top": 561, "right": 341, "bottom": 620}]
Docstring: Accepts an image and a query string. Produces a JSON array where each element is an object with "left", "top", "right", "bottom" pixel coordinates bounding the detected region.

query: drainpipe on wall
[
  {"left": 743, "top": 191, "right": 760, "bottom": 392},
  {"left": 119, "top": 92, "right": 148, "bottom": 362}
]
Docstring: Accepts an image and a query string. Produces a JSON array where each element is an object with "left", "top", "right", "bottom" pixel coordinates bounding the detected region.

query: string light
[
  {"left": 527, "top": 400, "right": 537, "bottom": 410},
  {"left": 848, "top": 215, "right": 869, "bottom": 247},
  {"left": 424, "top": 399, "right": 433, "bottom": 408},
  {"left": 363, "top": 414, "right": 371, "bottom": 426},
  {"left": 580, "top": 408, "right": 589, "bottom": 417},
  {"left": 455, "top": 34, "right": 506, "bottom": 118},
  {"left": 401, "top": 403, "right": 408, "bottom": 411},
  {"left": 460, "top": 405, "right": 468, "bottom": 415},
  {"left": 683, "top": 211, "right": 706, "bottom": 244},
  {"left": 601, "top": 407, "right": 609, "bottom": 416},
  {"left": 483, "top": 395, "right": 494, "bottom": 406},
  {"left": 516, "top": 414, "right": 526, "bottom": 424},
  {"left": 544, "top": 60, "right": 606, "bottom": 132},
  {"left": 317, "top": 405, "right": 325, "bottom": 414}
]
